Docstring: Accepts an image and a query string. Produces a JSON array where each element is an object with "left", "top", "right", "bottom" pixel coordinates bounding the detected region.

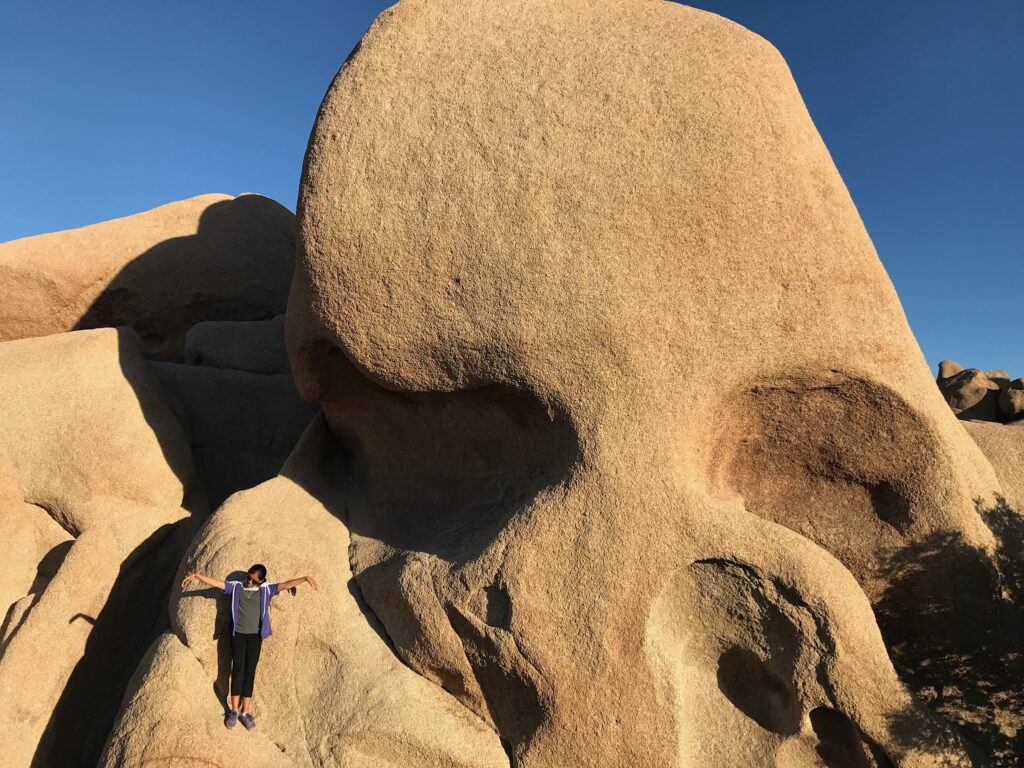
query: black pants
[{"left": 230, "top": 632, "right": 263, "bottom": 698}]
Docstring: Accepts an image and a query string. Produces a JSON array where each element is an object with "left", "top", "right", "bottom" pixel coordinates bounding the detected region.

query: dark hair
[{"left": 247, "top": 564, "right": 268, "bottom": 583}]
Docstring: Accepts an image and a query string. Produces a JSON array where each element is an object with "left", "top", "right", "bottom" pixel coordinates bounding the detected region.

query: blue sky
[{"left": 2, "top": 1, "right": 1020, "bottom": 376}]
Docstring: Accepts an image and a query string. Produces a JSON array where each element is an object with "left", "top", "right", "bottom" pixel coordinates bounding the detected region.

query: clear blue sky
[{"left": 2, "top": 1, "right": 1020, "bottom": 376}]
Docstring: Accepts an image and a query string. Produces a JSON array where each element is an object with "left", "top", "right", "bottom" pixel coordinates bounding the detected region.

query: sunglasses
[{"left": 246, "top": 575, "right": 262, "bottom": 585}]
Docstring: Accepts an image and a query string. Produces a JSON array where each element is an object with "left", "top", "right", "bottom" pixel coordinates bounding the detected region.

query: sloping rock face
[
  {"left": 957, "top": 420, "right": 1024, "bottom": 763},
  {"left": 102, "top": 417, "right": 509, "bottom": 768},
  {"left": 279, "top": 0, "right": 1012, "bottom": 765},
  {"left": 0, "top": 328, "right": 204, "bottom": 767},
  {"left": 0, "top": 194, "right": 295, "bottom": 361}
]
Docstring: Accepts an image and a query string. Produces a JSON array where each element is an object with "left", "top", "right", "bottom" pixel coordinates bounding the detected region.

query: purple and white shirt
[{"left": 223, "top": 580, "right": 280, "bottom": 639}]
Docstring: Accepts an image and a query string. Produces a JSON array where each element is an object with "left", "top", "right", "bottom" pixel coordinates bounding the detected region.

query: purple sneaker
[
  {"left": 224, "top": 710, "right": 239, "bottom": 729},
  {"left": 240, "top": 712, "right": 256, "bottom": 731}
]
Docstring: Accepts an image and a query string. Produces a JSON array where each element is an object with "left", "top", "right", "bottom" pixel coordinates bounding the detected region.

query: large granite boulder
[
  {"left": 269, "top": 0, "right": 1011, "bottom": 764},
  {"left": 0, "top": 194, "right": 295, "bottom": 361},
  {"left": 999, "top": 379, "right": 1024, "bottom": 421},
  {"left": 937, "top": 367, "right": 1004, "bottom": 421},
  {"left": 0, "top": 328, "right": 204, "bottom": 767}
]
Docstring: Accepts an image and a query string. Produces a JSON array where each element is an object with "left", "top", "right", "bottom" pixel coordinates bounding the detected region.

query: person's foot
[
  {"left": 240, "top": 712, "right": 256, "bottom": 731},
  {"left": 224, "top": 710, "right": 239, "bottom": 729}
]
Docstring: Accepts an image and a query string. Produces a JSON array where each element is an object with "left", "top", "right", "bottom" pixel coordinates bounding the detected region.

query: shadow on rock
[
  {"left": 75, "top": 195, "right": 294, "bottom": 361},
  {"left": 875, "top": 495, "right": 1024, "bottom": 766},
  {"left": 31, "top": 521, "right": 201, "bottom": 768}
]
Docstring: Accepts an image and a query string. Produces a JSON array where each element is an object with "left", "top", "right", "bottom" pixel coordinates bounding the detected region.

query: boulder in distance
[{"left": 0, "top": 194, "right": 295, "bottom": 361}]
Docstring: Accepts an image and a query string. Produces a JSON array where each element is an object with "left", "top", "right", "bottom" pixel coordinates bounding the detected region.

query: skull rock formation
[
  {"left": 0, "top": 193, "right": 295, "bottom": 361},
  {"left": 0, "top": 327, "right": 203, "bottom": 767},
  {"left": 281, "top": 0, "right": 1011, "bottom": 765}
]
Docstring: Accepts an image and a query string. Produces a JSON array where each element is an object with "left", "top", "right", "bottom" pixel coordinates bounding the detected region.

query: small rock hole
[
  {"left": 716, "top": 646, "right": 801, "bottom": 735},
  {"left": 810, "top": 707, "right": 893, "bottom": 768}
]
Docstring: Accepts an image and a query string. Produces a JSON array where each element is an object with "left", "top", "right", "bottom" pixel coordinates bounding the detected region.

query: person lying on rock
[{"left": 180, "top": 564, "right": 318, "bottom": 730}]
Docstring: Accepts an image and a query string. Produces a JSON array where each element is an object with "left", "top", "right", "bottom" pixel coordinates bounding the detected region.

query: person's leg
[
  {"left": 240, "top": 635, "right": 263, "bottom": 712},
  {"left": 229, "top": 633, "right": 247, "bottom": 712}
]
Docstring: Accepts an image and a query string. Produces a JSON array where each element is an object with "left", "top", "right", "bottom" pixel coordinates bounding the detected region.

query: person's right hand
[{"left": 180, "top": 572, "right": 196, "bottom": 589}]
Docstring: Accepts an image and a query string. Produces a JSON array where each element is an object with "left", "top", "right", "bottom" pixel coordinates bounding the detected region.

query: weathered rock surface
[
  {"left": 150, "top": 360, "right": 319, "bottom": 508},
  {"left": 958, "top": 419, "right": 1024, "bottom": 760},
  {"left": 0, "top": 194, "right": 295, "bottom": 361},
  {"left": 0, "top": 328, "right": 204, "bottom": 767},
  {"left": 184, "top": 315, "right": 290, "bottom": 374},
  {"left": 938, "top": 359, "right": 963, "bottom": 379},
  {"left": 965, "top": 419, "right": 1024, "bottom": 521},
  {"left": 937, "top": 367, "right": 1003, "bottom": 420},
  {"left": 269, "top": 0, "right": 1013, "bottom": 764},
  {"left": 102, "top": 417, "right": 508, "bottom": 768},
  {"left": 999, "top": 378, "right": 1024, "bottom": 421},
  {"left": 936, "top": 361, "right": 1021, "bottom": 424},
  {"left": 5, "top": 2, "right": 1016, "bottom": 766}
]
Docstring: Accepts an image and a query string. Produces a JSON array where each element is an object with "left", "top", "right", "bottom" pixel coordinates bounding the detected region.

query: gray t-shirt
[{"left": 235, "top": 587, "right": 262, "bottom": 634}]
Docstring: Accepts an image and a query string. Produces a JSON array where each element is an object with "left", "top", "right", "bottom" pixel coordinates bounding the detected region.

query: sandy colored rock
[
  {"left": 102, "top": 417, "right": 508, "bottom": 768},
  {"left": 149, "top": 361, "right": 319, "bottom": 508},
  {"left": 965, "top": 419, "right": 1024, "bottom": 515},
  {"left": 937, "top": 367, "right": 1003, "bottom": 421},
  {"left": 998, "top": 378, "right": 1024, "bottom": 421},
  {"left": 937, "top": 359, "right": 963, "bottom": 379},
  {"left": 0, "top": 328, "right": 204, "bottom": 767},
  {"left": 273, "top": 0, "right": 1014, "bottom": 764},
  {"left": 0, "top": 194, "right": 295, "bottom": 361},
  {"left": 184, "top": 315, "right": 290, "bottom": 374}
]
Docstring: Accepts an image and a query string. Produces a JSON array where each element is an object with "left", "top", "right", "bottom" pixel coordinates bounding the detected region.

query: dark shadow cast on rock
[
  {"left": 24, "top": 329, "right": 210, "bottom": 767},
  {"left": 74, "top": 195, "right": 295, "bottom": 362},
  {"left": 30, "top": 521, "right": 199, "bottom": 768},
  {"left": 874, "top": 494, "right": 1024, "bottom": 767}
]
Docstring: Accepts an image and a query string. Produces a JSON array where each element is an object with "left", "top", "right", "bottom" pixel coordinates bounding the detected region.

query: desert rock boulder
[
  {"left": 0, "top": 328, "right": 203, "bottom": 767},
  {"left": 283, "top": 0, "right": 1006, "bottom": 764},
  {"left": 0, "top": 194, "right": 295, "bottom": 361}
]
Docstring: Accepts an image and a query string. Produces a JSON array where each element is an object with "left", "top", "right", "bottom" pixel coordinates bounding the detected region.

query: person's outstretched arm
[
  {"left": 181, "top": 572, "right": 226, "bottom": 591},
  {"left": 276, "top": 575, "right": 318, "bottom": 592}
]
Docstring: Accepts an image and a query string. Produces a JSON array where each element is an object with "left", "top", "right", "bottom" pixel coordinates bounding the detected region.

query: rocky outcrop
[
  {"left": 936, "top": 359, "right": 1023, "bottom": 422},
  {"left": 0, "top": 328, "right": 204, "bottom": 767},
  {"left": 0, "top": 194, "right": 295, "bottom": 361},
  {"left": 1000, "top": 379, "right": 1024, "bottom": 421},
  {"left": 937, "top": 365, "right": 1003, "bottom": 419},
  {"left": 1, "top": 2, "right": 1018, "bottom": 766},
  {"left": 101, "top": 417, "right": 508, "bottom": 768},
  {"left": 0, "top": 194, "right": 311, "bottom": 766}
]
